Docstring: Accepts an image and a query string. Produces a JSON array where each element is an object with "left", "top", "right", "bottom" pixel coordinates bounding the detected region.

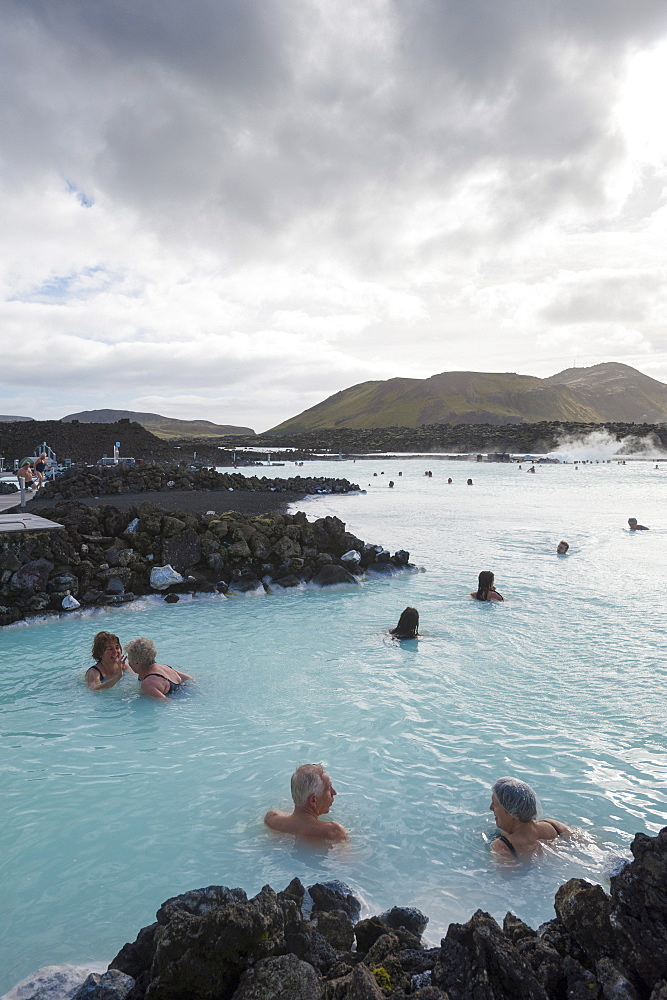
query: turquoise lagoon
[{"left": 1, "top": 457, "right": 666, "bottom": 990}]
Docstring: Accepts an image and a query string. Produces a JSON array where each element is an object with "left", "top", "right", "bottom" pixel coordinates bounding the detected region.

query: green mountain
[
  {"left": 269, "top": 363, "right": 667, "bottom": 432},
  {"left": 61, "top": 409, "right": 255, "bottom": 440}
]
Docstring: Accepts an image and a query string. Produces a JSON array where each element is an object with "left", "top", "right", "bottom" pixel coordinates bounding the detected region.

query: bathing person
[
  {"left": 125, "top": 637, "right": 192, "bottom": 701},
  {"left": 34, "top": 453, "right": 49, "bottom": 486},
  {"left": 264, "top": 764, "right": 347, "bottom": 842},
  {"left": 447, "top": 478, "right": 453, "bottom": 484},
  {"left": 17, "top": 462, "right": 35, "bottom": 491},
  {"left": 490, "top": 776, "right": 572, "bottom": 858},
  {"left": 556, "top": 541, "right": 569, "bottom": 554},
  {"left": 628, "top": 518, "right": 649, "bottom": 531},
  {"left": 390, "top": 607, "right": 419, "bottom": 639},
  {"left": 86, "top": 631, "right": 129, "bottom": 690},
  {"left": 467, "top": 478, "right": 473, "bottom": 485},
  {"left": 472, "top": 571, "right": 503, "bottom": 601}
]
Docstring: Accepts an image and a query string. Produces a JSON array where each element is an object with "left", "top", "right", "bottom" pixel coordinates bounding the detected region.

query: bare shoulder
[
  {"left": 264, "top": 809, "right": 289, "bottom": 830},
  {"left": 491, "top": 837, "right": 514, "bottom": 856},
  {"left": 544, "top": 819, "right": 573, "bottom": 838},
  {"left": 321, "top": 821, "right": 348, "bottom": 842}
]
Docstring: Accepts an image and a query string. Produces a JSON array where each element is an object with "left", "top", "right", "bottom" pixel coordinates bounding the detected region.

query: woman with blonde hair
[{"left": 125, "top": 637, "right": 192, "bottom": 701}]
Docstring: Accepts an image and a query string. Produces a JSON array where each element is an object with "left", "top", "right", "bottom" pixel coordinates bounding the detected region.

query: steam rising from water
[{"left": 547, "top": 430, "right": 666, "bottom": 463}]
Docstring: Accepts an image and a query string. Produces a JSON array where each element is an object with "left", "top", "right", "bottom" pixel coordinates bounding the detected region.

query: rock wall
[
  {"left": 100, "top": 826, "right": 667, "bottom": 1000},
  {"left": 0, "top": 500, "right": 413, "bottom": 627},
  {"left": 36, "top": 466, "right": 361, "bottom": 501}
]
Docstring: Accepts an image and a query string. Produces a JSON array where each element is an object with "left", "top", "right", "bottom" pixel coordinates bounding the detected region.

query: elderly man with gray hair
[
  {"left": 490, "top": 776, "right": 572, "bottom": 858},
  {"left": 264, "top": 764, "right": 347, "bottom": 842}
]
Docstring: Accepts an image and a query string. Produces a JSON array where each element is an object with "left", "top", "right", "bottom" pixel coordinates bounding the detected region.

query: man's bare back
[{"left": 264, "top": 765, "right": 347, "bottom": 843}]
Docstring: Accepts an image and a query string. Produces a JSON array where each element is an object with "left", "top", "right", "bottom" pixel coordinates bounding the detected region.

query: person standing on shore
[{"left": 34, "top": 454, "right": 49, "bottom": 487}]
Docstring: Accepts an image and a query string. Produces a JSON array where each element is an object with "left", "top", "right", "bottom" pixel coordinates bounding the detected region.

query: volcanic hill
[
  {"left": 61, "top": 409, "right": 254, "bottom": 440},
  {"left": 269, "top": 363, "right": 667, "bottom": 431}
]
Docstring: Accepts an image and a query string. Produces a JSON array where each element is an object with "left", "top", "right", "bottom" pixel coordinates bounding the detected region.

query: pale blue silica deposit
[{"left": 1, "top": 458, "right": 666, "bottom": 990}]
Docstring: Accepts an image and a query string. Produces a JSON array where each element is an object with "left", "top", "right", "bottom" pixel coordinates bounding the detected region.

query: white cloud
[{"left": 1, "top": 0, "right": 667, "bottom": 431}]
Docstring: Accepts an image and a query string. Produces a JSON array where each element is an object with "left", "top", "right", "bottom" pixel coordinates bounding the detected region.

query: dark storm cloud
[{"left": 5, "top": 0, "right": 666, "bottom": 259}]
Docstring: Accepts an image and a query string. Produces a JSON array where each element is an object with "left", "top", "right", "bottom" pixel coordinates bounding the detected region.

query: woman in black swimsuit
[
  {"left": 86, "top": 631, "right": 130, "bottom": 690},
  {"left": 125, "top": 637, "right": 193, "bottom": 701},
  {"left": 490, "top": 776, "right": 572, "bottom": 858},
  {"left": 472, "top": 571, "right": 504, "bottom": 602}
]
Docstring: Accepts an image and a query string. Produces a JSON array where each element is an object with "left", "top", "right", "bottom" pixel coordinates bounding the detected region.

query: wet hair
[
  {"left": 291, "top": 764, "right": 326, "bottom": 807},
  {"left": 558, "top": 541, "right": 569, "bottom": 552},
  {"left": 492, "top": 777, "right": 538, "bottom": 823},
  {"left": 474, "top": 571, "right": 495, "bottom": 601},
  {"left": 92, "top": 631, "right": 121, "bottom": 661},
  {"left": 125, "top": 637, "right": 157, "bottom": 671},
  {"left": 628, "top": 518, "right": 637, "bottom": 524},
  {"left": 390, "top": 607, "right": 419, "bottom": 639}
]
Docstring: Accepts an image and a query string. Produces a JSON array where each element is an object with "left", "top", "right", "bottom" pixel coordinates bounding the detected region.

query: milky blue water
[{"left": 1, "top": 457, "right": 666, "bottom": 991}]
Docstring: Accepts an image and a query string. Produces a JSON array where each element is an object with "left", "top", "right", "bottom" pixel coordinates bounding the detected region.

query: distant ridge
[
  {"left": 0, "top": 414, "right": 34, "bottom": 422},
  {"left": 61, "top": 409, "right": 255, "bottom": 440},
  {"left": 270, "top": 363, "right": 667, "bottom": 431}
]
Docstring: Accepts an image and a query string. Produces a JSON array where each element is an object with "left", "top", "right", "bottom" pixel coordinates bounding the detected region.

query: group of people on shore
[{"left": 16, "top": 454, "right": 49, "bottom": 492}]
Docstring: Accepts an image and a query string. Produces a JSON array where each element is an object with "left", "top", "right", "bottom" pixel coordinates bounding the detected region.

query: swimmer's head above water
[
  {"left": 556, "top": 541, "right": 569, "bottom": 554},
  {"left": 390, "top": 607, "right": 419, "bottom": 639}
]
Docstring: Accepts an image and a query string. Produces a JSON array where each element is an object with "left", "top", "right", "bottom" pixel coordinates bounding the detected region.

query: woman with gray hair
[
  {"left": 490, "top": 776, "right": 572, "bottom": 858},
  {"left": 125, "top": 637, "right": 192, "bottom": 701}
]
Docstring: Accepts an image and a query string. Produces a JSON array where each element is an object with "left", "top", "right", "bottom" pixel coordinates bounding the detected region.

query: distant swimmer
[
  {"left": 388, "top": 480, "right": 394, "bottom": 488},
  {"left": 390, "top": 607, "right": 419, "bottom": 639},
  {"left": 467, "top": 478, "right": 473, "bottom": 486},
  {"left": 472, "top": 571, "right": 503, "bottom": 602},
  {"left": 556, "top": 541, "right": 569, "bottom": 554},
  {"left": 125, "top": 637, "right": 193, "bottom": 701},
  {"left": 528, "top": 466, "right": 536, "bottom": 474},
  {"left": 628, "top": 518, "right": 649, "bottom": 531},
  {"left": 490, "top": 776, "right": 572, "bottom": 859},
  {"left": 86, "top": 631, "right": 130, "bottom": 690},
  {"left": 448, "top": 478, "right": 453, "bottom": 484},
  {"left": 264, "top": 763, "right": 347, "bottom": 842}
]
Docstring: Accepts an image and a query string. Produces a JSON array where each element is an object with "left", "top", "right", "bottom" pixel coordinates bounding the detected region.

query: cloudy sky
[{"left": 2, "top": 0, "right": 667, "bottom": 432}]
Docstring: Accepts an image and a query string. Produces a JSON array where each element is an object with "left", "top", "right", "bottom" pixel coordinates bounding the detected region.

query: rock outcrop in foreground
[
  {"left": 0, "top": 501, "right": 414, "bottom": 627},
  {"left": 102, "top": 827, "right": 667, "bottom": 1000}
]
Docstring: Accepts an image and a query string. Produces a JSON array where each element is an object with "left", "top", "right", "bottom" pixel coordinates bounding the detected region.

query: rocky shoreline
[
  {"left": 34, "top": 465, "right": 362, "bottom": 502},
  {"left": 0, "top": 495, "right": 414, "bottom": 627},
  {"left": 6, "top": 826, "right": 666, "bottom": 1000}
]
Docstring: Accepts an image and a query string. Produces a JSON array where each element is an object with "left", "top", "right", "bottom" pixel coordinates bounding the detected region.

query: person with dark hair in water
[
  {"left": 390, "top": 607, "right": 420, "bottom": 639},
  {"left": 471, "top": 571, "right": 503, "bottom": 602},
  {"left": 489, "top": 776, "right": 572, "bottom": 858},
  {"left": 556, "top": 540, "right": 569, "bottom": 554},
  {"left": 628, "top": 517, "right": 649, "bottom": 531},
  {"left": 86, "top": 631, "right": 130, "bottom": 690}
]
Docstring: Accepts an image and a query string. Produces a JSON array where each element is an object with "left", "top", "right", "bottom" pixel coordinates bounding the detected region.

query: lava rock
[
  {"left": 230, "top": 954, "right": 322, "bottom": 1000},
  {"left": 311, "top": 565, "right": 358, "bottom": 587}
]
